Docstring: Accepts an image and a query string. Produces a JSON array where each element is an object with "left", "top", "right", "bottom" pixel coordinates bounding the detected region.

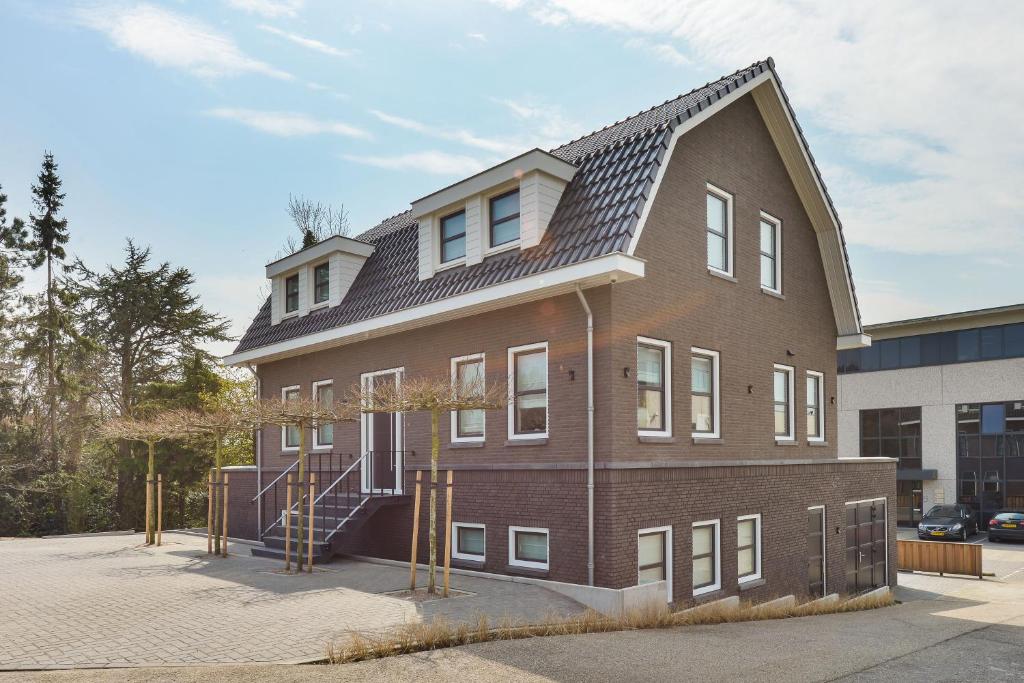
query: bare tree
[
  {"left": 282, "top": 195, "right": 351, "bottom": 255},
  {"left": 349, "top": 374, "right": 507, "bottom": 594}
]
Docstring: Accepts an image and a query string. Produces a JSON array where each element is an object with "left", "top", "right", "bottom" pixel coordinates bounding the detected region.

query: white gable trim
[
  {"left": 625, "top": 69, "right": 862, "bottom": 339},
  {"left": 225, "top": 252, "right": 645, "bottom": 366}
]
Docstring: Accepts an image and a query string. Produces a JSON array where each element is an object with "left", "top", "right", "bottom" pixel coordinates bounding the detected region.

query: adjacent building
[
  {"left": 838, "top": 304, "right": 1024, "bottom": 527},
  {"left": 225, "top": 58, "right": 895, "bottom": 605}
]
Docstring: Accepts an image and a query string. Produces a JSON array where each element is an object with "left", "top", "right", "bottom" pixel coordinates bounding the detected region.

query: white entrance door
[{"left": 360, "top": 368, "right": 404, "bottom": 494}]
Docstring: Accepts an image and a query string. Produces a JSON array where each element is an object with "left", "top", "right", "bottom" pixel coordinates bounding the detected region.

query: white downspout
[
  {"left": 247, "top": 363, "right": 262, "bottom": 538},
  {"left": 575, "top": 285, "right": 595, "bottom": 586}
]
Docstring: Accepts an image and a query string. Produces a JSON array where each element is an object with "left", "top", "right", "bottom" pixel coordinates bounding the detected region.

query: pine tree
[
  {"left": 0, "top": 184, "right": 28, "bottom": 326},
  {"left": 26, "top": 154, "right": 70, "bottom": 471}
]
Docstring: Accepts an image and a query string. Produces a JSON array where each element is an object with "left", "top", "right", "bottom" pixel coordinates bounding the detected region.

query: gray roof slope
[{"left": 235, "top": 59, "right": 857, "bottom": 355}]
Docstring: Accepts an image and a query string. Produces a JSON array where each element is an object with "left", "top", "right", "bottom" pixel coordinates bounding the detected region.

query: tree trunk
[
  {"left": 46, "top": 253, "right": 57, "bottom": 472},
  {"left": 428, "top": 409, "right": 439, "bottom": 593},
  {"left": 146, "top": 441, "right": 156, "bottom": 544},
  {"left": 213, "top": 433, "right": 222, "bottom": 554},
  {"left": 296, "top": 426, "right": 306, "bottom": 572}
]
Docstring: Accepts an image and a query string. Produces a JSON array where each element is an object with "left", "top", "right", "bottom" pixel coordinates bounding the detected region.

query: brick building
[{"left": 225, "top": 59, "right": 895, "bottom": 605}]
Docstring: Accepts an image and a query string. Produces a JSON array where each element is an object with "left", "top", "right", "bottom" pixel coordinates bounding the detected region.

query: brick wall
[{"left": 221, "top": 467, "right": 259, "bottom": 541}]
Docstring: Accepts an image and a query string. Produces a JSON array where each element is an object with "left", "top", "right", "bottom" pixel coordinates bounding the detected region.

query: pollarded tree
[
  {"left": 253, "top": 395, "right": 359, "bottom": 571},
  {"left": 350, "top": 374, "right": 507, "bottom": 594}
]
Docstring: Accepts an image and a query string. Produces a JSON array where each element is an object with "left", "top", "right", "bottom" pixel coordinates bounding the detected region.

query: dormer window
[
  {"left": 313, "top": 262, "right": 330, "bottom": 304},
  {"left": 285, "top": 274, "right": 299, "bottom": 314},
  {"left": 441, "top": 210, "right": 467, "bottom": 263},
  {"left": 490, "top": 189, "right": 520, "bottom": 248}
]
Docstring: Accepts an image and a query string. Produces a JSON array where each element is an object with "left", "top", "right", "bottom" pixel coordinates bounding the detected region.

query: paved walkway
[{"left": 0, "top": 532, "right": 583, "bottom": 670}]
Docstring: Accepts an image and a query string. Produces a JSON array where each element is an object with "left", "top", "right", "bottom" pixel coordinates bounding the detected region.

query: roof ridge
[{"left": 550, "top": 59, "right": 769, "bottom": 159}]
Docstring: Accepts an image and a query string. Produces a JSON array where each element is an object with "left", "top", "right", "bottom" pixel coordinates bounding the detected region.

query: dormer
[
  {"left": 412, "top": 149, "right": 577, "bottom": 281},
  {"left": 266, "top": 235, "right": 374, "bottom": 325}
]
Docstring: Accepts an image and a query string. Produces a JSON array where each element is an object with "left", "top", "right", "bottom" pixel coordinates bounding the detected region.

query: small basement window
[
  {"left": 509, "top": 526, "right": 549, "bottom": 570},
  {"left": 452, "top": 522, "right": 486, "bottom": 561}
]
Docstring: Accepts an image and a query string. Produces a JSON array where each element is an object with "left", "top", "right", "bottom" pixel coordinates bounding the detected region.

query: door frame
[
  {"left": 844, "top": 497, "right": 888, "bottom": 592},
  {"left": 360, "top": 367, "right": 405, "bottom": 494},
  {"left": 808, "top": 504, "right": 826, "bottom": 596}
]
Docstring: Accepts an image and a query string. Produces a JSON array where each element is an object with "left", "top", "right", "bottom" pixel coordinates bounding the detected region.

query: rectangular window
[
  {"left": 737, "top": 514, "right": 762, "bottom": 583},
  {"left": 638, "top": 526, "right": 673, "bottom": 602},
  {"left": 691, "top": 348, "right": 720, "bottom": 438},
  {"left": 313, "top": 262, "right": 330, "bottom": 304},
  {"left": 440, "top": 210, "right": 466, "bottom": 263},
  {"left": 759, "top": 213, "right": 781, "bottom": 292},
  {"left": 637, "top": 338, "right": 671, "bottom": 435},
  {"left": 489, "top": 189, "right": 521, "bottom": 247},
  {"left": 692, "top": 520, "right": 720, "bottom": 595},
  {"left": 508, "top": 343, "right": 548, "bottom": 438},
  {"left": 285, "top": 274, "right": 299, "bottom": 313},
  {"left": 806, "top": 371, "right": 824, "bottom": 441},
  {"left": 451, "top": 354, "right": 485, "bottom": 442},
  {"left": 860, "top": 406, "right": 922, "bottom": 466},
  {"left": 281, "top": 385, "right": 300, "bottom": 450},
  {"left": 312, "top": 380, "right": 333, "bottom": 448},
  {"left": 773, "top": 365, "right": 795, "bottom": 440},
  {"left": 509, "top": 526, "right": 549, "bottom": 570},
  {"left": 452, "top": 522, "right": 486, "bottom": 562},
  {"left": 706, "top": 184, "right": 733, "bottom": 275}
]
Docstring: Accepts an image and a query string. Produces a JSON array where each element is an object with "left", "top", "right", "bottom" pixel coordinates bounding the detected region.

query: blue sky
[{"left": 2, "top": 1, "right": 1022, "bottom": 356}]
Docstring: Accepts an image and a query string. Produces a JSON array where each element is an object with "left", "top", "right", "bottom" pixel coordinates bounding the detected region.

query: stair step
[{"left": 251, "top": 545, "right": 329, "bottom": 562}]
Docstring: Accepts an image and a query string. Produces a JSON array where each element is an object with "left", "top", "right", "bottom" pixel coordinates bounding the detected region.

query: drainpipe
[
  {"left": 247, "top": 363, "right": 262, "bottom": 538},
  {"left": 575, "top": 285, "right": 595, "bottom": 586}
]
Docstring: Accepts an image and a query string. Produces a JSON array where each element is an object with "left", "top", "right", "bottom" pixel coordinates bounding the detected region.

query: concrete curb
[
  {"left": 750, "top": 595, "right": 796, "bottom": 613},
  {"left": 678, "top": 595, "right": 740, "bottom": 615}
]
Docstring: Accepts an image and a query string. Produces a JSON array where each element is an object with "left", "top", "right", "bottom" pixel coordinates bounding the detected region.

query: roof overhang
[
  {"left": 265, "top": 235, "right": 374, "bottom": 278},
  {"left": 865, "top": 303, "right": 1024, "bottom": 340},
  {"left": 837, "top": 333, "right": 871, "bottom": 350},
  {"left": 626, "top": 63, "right": 863, "bottom": 341},
  {"left": 225, "top": 252, "right": 645, "bottom": 366},
  {"left": 411, "top": 148, "right": 577, "bottom": 218}
]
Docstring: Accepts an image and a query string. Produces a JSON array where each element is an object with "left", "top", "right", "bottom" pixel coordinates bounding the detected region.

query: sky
[{"left": 2, "top": 1, "right": 1022, "bottom": 358}]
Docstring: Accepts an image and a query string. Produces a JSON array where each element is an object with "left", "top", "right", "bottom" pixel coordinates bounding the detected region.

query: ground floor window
[
  {"left": 737, "top": 514, "right": 761, "bottom": 583},
  {"left": 509, "top": 526, "right": 549, "bottom": 570},
  {"left": 638, "top": 526, "right": 673, "bottom": 602},
  {"left": 692, "top": 520, "right": 720, "bottom": 595},
  {"left": 452, "top": 522, "right": 486, "bottom": 561},
  {"left": 896, "top": 480, "right": 922, "bottom": 526}
]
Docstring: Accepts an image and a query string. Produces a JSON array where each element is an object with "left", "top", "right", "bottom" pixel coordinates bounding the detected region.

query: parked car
[
  {"left": 988, "top": 511, "right": 1024, "bottom": 542},
  {"left": 917, "top": 504, "right": 978, "bottom": 541}
]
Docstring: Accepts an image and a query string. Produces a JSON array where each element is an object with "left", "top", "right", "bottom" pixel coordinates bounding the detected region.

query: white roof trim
[
  {"left": 837, "top": 333, "right": 871, "bottom": 350},
  {"left": 225, "top": 252, "right": 645, "bottom": 366},
  {"left": 266, "top": 235, "right": 374, "bottom": 278},
  {"left": 411, "top": 148, "right": 576, "bottom": 218}
]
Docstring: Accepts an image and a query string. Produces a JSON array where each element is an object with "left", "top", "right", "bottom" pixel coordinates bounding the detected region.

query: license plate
[
  {"left": 1003, "top": 524, "right": 1017, "bottom": 528},
  {"left": 930, "top": 531, "right": 945, "bottom": 536}
]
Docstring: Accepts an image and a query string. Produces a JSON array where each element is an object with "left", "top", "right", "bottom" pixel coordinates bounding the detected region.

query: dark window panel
[
  {"left": 940, "top": 332, "right": 958, "bottom": 364},
  {"left": 879, "top": 408, "right": 898, "bottom": 436},
  {"left": 956, "top": 329, "right": 980, "bottom": 361},
  {"left": 860, "top": 344, "right": 880, "bottom": 371},
  {"left": 861, "top": 410, "right": 879, "bottom": 438},
  {"left": 879, "top": 339, "right": 900, "bottom": 369},
  {"left": 980, "top": 327, "right": 1003, "bottom": 359},
  {"left": 921, "top": 333, "right": 942, "bottom": 366},
  {"left": 981, "top": 403, "right": 1006, "bottom": 435},
  {"left": 900, "top": 336, "right": 921, "bottom": 367},
  {"left": 1005, "top": 324, "right": 1024, "bottom": 357}
]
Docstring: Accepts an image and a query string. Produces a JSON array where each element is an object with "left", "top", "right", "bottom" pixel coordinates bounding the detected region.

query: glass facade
[
  {"left": 838, "top": 322, "right": 1024, "bottom": 374},
  {"left": 956, "top": 400, "right": 1024, "bottom": 526},
  {"left": 860, "top": 406, "right": 922, "bottom": 525}
]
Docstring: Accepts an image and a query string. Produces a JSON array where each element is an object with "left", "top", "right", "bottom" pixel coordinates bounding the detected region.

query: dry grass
[{"left": 325, "top": 591, "right": 894, "bottom": 664}]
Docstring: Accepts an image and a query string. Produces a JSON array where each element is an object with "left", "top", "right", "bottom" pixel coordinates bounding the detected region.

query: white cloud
[
  {"left": 490, "top": 97, "right": 585, "bottom": 146},
  {"left": 258, "top": 24, "right": 354, "bottom": 58},
  {"left": 306, "top": 81, "right": 348, "bottom": 99},
  {"left": 624, "top": 37, "right": 689, "bottom": 66},
  {"left": 855, "top": 279, "right": 944, "bottom": 325},
  {"left": 494, "top": 1, "right": 1024, "bottom": 260},
  {"left": 369, "top": 109, "right": 526, "bottom": 156},
  {"left": 205, "top": 108, "right": 371, "bottom": 139},
  {"left": 467, "top": 32, "right": 488, "bottom": 42},
  {"left": 77, "top": 3, "right": 291, "bottom": 80},
  {"left": 531, "top": 7, "right": 568, "bottom": 25},
  {"left": 224, "top": 0, "right": 303, "bottom": 18},
  {"left": 342, "top": 151, "right": 487, "bottom": 175}
]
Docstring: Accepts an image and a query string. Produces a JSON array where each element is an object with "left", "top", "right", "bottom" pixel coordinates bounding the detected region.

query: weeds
[{"left": 325, "top": 590, "right": 894, "bottom": 664}]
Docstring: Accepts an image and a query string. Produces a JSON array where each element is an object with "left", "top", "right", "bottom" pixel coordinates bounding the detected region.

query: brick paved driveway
[{"left": 0, "top": 532, "right": 583, "bottom": 670}]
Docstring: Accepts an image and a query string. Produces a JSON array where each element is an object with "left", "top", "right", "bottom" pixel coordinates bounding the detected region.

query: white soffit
[{"left": 266, "top": 235, "right": 375, "bottom": 278}]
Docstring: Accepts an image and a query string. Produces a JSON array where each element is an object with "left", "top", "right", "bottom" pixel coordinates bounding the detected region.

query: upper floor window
[
  {"left": 451, "top": 354, "right": 485, "bottom": 442},
  {"left": 773, "top": 364, "right": 795, "bottom": 440},
  {"left": 806, "top": 371, "right": 824, "bottom": 441},
  {"left": 860, "top": 406, "right": 921, "bottom": 467},
  {"left": 509, "top": 342, "right": 548, "bottom": 438},
  {"left": 313, "top": 380, "right": 334, "bottom": 448},
  {"left": 440, "top": 210, "right": 467, "bottom": 263},
  {"left": 490, "top": 189, "right": 520, "bottom": 248},
  {"left": 281, "top": 385, "right": 300, "bottom": 450},
  {"left": 637, "top": 338, "right": 671, "bottom": 435},
  {"left": 285, "top": 274, "right": 299, "bottom": 314},
  {"left": 759, "top": 213, "right": 781, "bottom": 293},
  {"left": 706, "top": 184, "right": 733, "bottom": 276},
  {"left": 691, "top": 347, "right": 720, "bottom": 438},
  {"left": 313, "top": 262, "right": 330, "bottom": 304}
]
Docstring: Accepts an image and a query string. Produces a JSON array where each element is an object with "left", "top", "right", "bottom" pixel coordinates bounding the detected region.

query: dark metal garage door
[{"left": 845, "top": 499, "right": 887, "bottom": 593}]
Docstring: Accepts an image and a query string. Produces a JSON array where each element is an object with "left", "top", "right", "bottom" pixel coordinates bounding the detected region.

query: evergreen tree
[
  {"left": 0, "top": 184, "right": 28, "bottom": 328},
  {"left": 25, "top": 153, "right": 70, "bottom": 470}
]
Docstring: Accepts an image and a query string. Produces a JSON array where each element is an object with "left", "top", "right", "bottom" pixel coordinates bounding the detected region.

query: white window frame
[
  {"left": 280, "top": 385, "right": 301, "bottom": 451},
  {"left": 808, "top": 505, "right": 826, "bottom": 595},
  {"left": 311, "top": 379, "right": 334, "bottom": 450},
  {"left": 451, "top": 522, "right": 486, "bottom": 562},
  {"left": 485, "top": 184, "right": 522, "bottom": 254},
  {"left": 759, "top": 211, "right": 782, "bottom": 294},
  {"left": 737, "top": 513, "right": 762, "bottom": 584},
  {"left": 638, "top": 525, "right": 673, "bottom": 602},
  {"left": 509, "top": 525, "right": 549, "bottom": 570},
  {"left": 311, "top": 261, "right": 331, "bottom": 308},
  {"left": 507, "top": 341, "right": 549, "bottom": 440},
  {"left": 637, "top": 337, "right": 672, "bottom": 437},
  {"left": 691, "top": 519, "right": 721, "bottom": 596},
  {"left": 806, "top": 370, "right": 825, "bottom": 443},
  {"left": 691, "top": 347, "right": 721, "bottom": 439},
  {"left": 773, "top": 364, "right": 796, "bottom": 442},
  {"left": 706, "top": 183, "right": 734, "bottom": 277},
  {"left": 450, "top": 353, "right": 486, "bottom": 443}
]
